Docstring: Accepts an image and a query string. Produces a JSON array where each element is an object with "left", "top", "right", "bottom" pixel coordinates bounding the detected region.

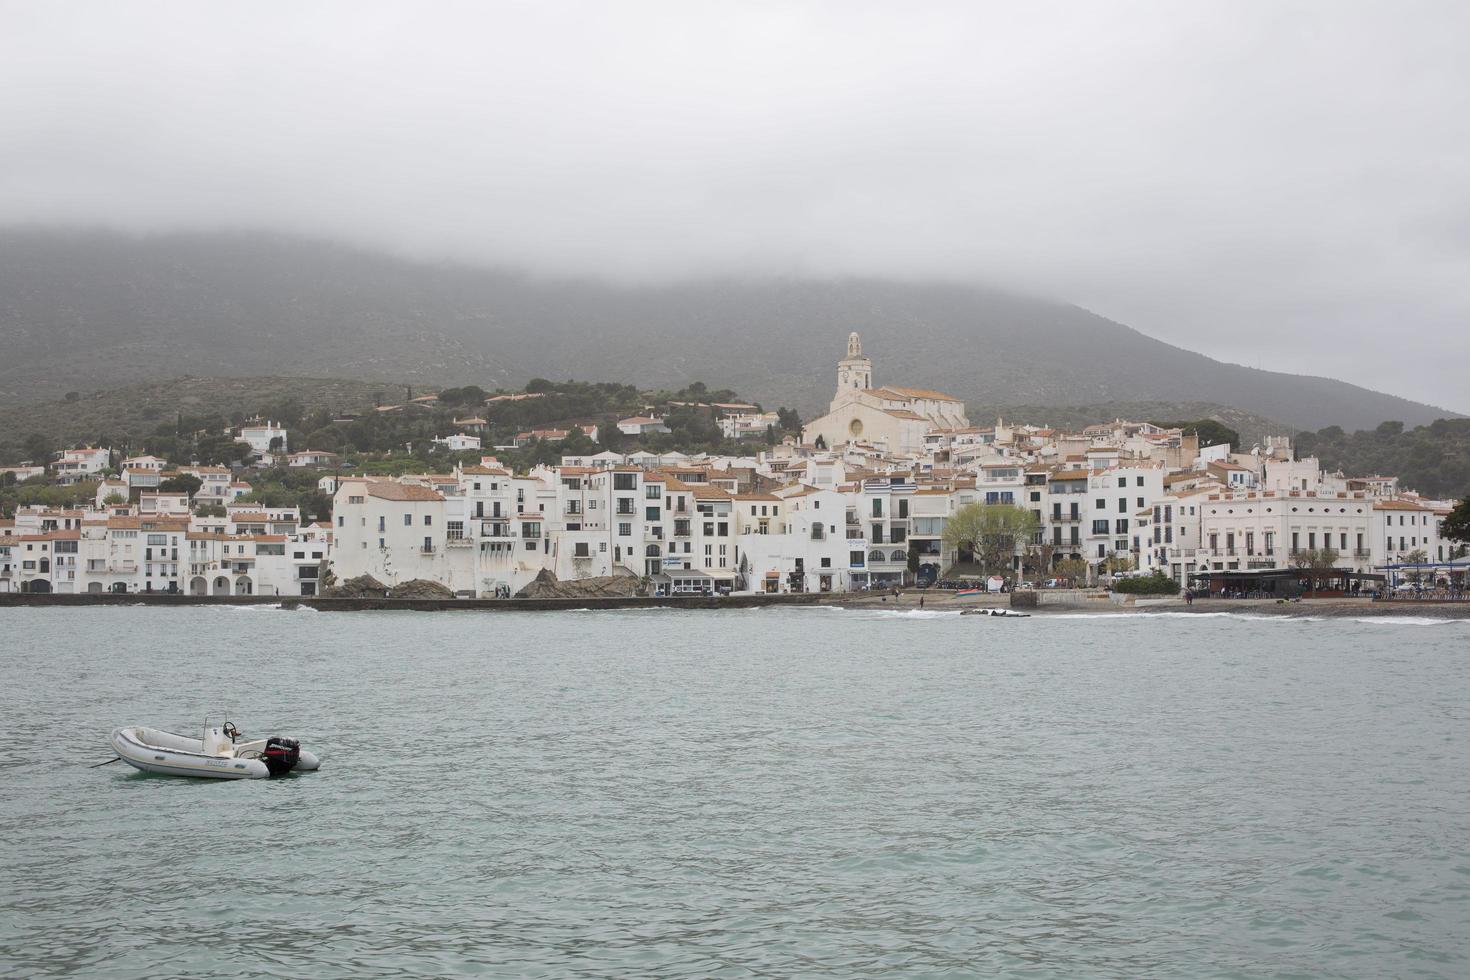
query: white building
[
  {"left": 287, "top": 450, "right": 339, "bottom": 468},
  {"left": 431, "top": 434, "right": 481, "bottom": 452},
  {"left": 237, "top": 421, "right": 288, "bottom": 458},
  {"left": 617, "top": 416, "right": 670, "bottom": 436},
  {"left": 52, "top": 447, "right": 111, "bottom": 483}
]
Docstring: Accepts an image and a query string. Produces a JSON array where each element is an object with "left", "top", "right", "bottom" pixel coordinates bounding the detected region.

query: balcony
[
  {"left": 420, "top": 545, "right": 436, "bottom": 554},
  {"left": 446, "top": 538, "right": 472, "bottom": 548},
  {"left": 1354, "top": 549, "right": 1371, "bottom": 558}
]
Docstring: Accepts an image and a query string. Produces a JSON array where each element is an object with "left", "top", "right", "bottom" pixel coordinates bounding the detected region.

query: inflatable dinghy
[{"left": 110, "top": 722, "right": 321, "bottom": 779}]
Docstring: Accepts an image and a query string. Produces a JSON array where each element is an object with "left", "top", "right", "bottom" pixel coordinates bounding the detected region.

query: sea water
[{"left": 2, "top": 606, "right": 1467, "bottom": 978}]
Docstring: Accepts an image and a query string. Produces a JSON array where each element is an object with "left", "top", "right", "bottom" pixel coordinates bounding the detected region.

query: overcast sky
[{"left": 2, "top": 1, "right": 1466, "bottom": 409}]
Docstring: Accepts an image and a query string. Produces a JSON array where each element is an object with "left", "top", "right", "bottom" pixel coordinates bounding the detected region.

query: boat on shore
[
  {"left": 109, "top": 722, "right": 321, "bottom": 779},
  {"left": 961, "top": 608, "right": 1031, "bottom": 618}
]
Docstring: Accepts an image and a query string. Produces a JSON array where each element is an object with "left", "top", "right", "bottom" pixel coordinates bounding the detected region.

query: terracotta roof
[
  {"left": 875, "top": 385, "right": 964, "bottom": 402},
  {"left": 366, "top": 482, "right": 444, "bottom": 502},
  {"left": 1373, "top": 499, "right": 1431, "bottom": 511}
]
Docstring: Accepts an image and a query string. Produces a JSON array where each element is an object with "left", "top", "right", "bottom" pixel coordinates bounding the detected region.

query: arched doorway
[
  {"left": 24, "top": 579, "right": 52, "bottom": 594},
  {"left": 189, "top": 577, "right": 208, "bottom": 596},
  {"left": 212, "top": 576, "right": 231, "bottom": 596},
  {"left": 111, "top": 582, "right": 128, "bottom": 594},
  {"left": 234, "top": 576, "right": 254, "bottom": 595},
  {"left": 87, "top": 582, "right": 103, "bottom": 594}
]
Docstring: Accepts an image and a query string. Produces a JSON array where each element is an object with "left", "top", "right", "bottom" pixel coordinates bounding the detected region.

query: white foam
[{"left": 858, "top": 608, "right": 965, "bottom": 619}]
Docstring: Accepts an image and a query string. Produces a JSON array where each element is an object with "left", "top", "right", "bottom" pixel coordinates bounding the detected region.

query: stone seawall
[{"left": 0, "top": 592, "right": 840, "bottom": 613}]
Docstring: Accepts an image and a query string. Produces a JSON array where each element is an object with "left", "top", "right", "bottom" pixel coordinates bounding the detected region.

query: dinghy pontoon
[{"left": 110, "top": 722, "right": 321, "bottom": 779}]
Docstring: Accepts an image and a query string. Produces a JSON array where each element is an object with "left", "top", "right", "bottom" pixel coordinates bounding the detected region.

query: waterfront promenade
[{"left": 4, "top": 590, "right": 1467, "bottom": 617}]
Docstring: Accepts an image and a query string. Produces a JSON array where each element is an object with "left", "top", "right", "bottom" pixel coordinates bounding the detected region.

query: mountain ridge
[{"left": 0, "top": 228, "right": 1456, "bottom": 431}]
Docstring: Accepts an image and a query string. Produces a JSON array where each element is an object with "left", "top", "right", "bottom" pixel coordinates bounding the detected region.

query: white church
[{"left": 801, "top": 333, "right": 970, "bottom": 454}]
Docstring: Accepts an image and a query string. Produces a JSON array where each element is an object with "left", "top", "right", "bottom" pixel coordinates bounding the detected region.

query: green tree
[
  {"left": 23, "top": 432, "right": 52, "bottom": 463},
  {"left": 942, "top": 503, "right": 1039, "bottom": 578},
  {"left": 1444, "top": 494, "right": 1470, "bottom": 545},
  {"left": 1291, "top": 547, "right": 1342, "bottom": 591},
  {"left": 1023, "top": 541, "right": 1057, "bottom": 579},
  {"left": 1403, "top": 548, "right": 1429, "bottom": 584},
  {"left": 160, "top": 474, "right": 203, "bottom": 496},
  {"left": 1054, "top": 557, "right": 1089, "bottom": 586}
]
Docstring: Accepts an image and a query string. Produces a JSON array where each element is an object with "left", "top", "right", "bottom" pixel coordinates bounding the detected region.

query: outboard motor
[{"left": 261, "top": 736, "right": 301, "bottom": 778}]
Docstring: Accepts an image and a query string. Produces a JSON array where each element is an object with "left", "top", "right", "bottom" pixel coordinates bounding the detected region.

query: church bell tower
[{"left": 836, "top": 331, "right": 872, "bottom": 395}]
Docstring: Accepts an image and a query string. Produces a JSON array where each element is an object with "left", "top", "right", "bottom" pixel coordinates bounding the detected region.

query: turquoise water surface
[{"left": 2, "top": 606, "right": 1467, "bottom": 978}]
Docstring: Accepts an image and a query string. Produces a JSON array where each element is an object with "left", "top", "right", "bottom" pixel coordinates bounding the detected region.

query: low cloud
[{"left": 1, "top": 0, "right": 1465, "bottom": 410}]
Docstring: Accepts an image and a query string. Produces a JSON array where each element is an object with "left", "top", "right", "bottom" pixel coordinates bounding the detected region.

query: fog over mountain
[
  {"left": 0, "top": 229, "right": 1454, "bottom": 432},
  {"left": 1, "top": 2, "right": 1467, "bottom": 410}
]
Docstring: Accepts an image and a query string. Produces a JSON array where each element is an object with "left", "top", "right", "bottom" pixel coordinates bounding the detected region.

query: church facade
[{"left": 801, "top": 333, "right": 969, "bottom": 454}]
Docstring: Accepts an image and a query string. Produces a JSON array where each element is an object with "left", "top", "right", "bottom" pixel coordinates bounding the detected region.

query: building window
[
  {"left": 404, "top": 514, "right": 412, "bottom": 526},
  {"left": 618, "top": 523, "right": 632, "bottom": 537},
  {"left": 424, "top": 515, "right": 432, "bottom": 526}
]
